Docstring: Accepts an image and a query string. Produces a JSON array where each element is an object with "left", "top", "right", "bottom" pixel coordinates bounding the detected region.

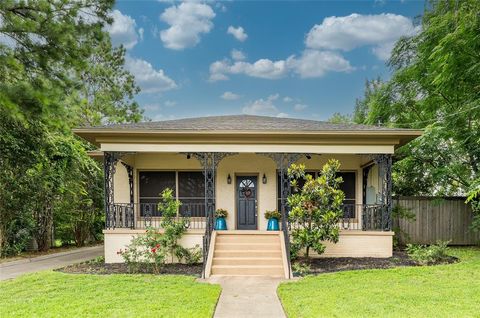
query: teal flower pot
[
  {"left": 267, "top": 218, "right": 280, "bottom": 231},
  {"left": 215, "top": 217, "right": 227, "bottom": 230}
]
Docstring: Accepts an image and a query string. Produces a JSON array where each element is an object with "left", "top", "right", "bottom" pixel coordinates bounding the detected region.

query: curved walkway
[
  {"left": 0, "top": 245, "right": 103, "bottom": 281},
  {"left": 207, "top": 276, "right": 286, "bottom": 318}
]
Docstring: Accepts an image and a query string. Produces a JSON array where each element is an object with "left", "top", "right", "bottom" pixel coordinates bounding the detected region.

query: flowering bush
[{"left": 118, "top": 188, "right": 201, "bottom": 273}]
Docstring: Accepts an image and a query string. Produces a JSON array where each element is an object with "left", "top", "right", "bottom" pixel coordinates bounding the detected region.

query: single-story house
[{"left": 74, "top": 115, "right": 422, "bottom": 278}]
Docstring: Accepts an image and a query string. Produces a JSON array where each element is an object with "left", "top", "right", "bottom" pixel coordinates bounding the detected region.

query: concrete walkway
[
  {"left": 207, "top": 276, "right": 286, "bottom": 318},
  {"left": 0, "top": 245, "right": 103, "bottom": 281}
]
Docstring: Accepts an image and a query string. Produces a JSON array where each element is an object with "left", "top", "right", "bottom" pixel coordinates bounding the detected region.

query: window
[
  {"left": 178, "top": 171, "right": 205, "bottom": 217},
  {"left": 139, "top": 171, "right": 175, "bottom": 216},
  {"left": 276, "top": 170, "right": 357, "bottom": 218},
  {"left": 337, "top": 172, "right": 356, "bottom": 218},
  {"left": 277, "top": 170, "right": 316, "bottom": 211},
  {"left": 138, "top": 171, "right": 205, "bottom": 217}
]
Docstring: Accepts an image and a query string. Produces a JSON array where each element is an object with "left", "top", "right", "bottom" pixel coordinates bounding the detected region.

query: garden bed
[
  {"left": 293, "top": 251, "right": 458, "bottom": 276},
  {"left": 57, "top": 260, "right": 203, "bottom": 276}
]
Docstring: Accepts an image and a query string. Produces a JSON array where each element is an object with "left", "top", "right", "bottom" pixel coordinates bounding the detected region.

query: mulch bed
[
  {"left": 57, "top": 262, "right": 203, "bottom": 276},
  {"left": 293, "top": 251, "right": 458, "bottom": 276}
]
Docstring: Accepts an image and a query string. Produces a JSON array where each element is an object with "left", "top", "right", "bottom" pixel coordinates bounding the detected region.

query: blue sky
[{"left": 108, "top": 0, "right": 425, "bottom": 121}]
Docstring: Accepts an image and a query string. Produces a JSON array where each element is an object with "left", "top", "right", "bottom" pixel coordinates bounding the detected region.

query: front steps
[{"left": 205, "top": 231, "right": 289, "bottom": 278}]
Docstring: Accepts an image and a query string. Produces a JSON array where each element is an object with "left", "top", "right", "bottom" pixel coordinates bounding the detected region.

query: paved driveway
[{"left": 0, "top": 245, "right": 103, "bottom": 281}]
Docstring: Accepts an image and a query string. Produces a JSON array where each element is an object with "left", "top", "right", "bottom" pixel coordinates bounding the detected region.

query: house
[{"left": 74, "top": 115, "right": 422, "bottom": 278}]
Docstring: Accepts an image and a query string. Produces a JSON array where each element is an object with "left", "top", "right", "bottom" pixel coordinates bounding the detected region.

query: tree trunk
[{"left": 35, "top": 203, "right": 53, "bottom": 252}]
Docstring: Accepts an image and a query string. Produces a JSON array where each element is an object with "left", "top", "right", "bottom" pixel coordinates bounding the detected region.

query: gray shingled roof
[{"left": 89, "top": 115, "right": 413, "bottom": 132}]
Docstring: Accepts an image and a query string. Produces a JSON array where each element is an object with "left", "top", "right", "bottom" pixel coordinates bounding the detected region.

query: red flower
[
  {"left": 151, "top": 248, "right": 156, "bottom": 253},
  {"left": 155, "top": 244, "right": 160, "bottom": 248}
]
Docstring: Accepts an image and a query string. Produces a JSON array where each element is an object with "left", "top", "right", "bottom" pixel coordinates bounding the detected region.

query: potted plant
[
  {"left": 265, "top": 210, "right": 281, "bottom": 231},
  {"left": 215, "top": 208, "right": 228, "bottom": 230}
]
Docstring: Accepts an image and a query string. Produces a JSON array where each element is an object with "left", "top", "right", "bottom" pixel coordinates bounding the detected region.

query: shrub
[
  {"left": 292, "top": 261, "right": 311, "bottom": 276},
  {"left": 287, "top": 160, "right": 345, "bottom": 259},
  {"left": 215, "top": 209, "right": 228, "bottom": 218},
  {"left": 265, "top": 210, "right": 281, "bottom": 220},
  {"left": 406, "top": 240, "right": 453, "bottom": 265},
  {"left": 176, "top": 244, "right": 203, "bottom": 265}
]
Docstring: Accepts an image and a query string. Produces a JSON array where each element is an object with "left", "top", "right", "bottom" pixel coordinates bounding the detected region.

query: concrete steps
[{"left": 206, "top": 231, "right": 287, "bottom": 278}]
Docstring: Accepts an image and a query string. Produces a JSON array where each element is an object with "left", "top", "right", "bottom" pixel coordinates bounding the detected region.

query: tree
[
  {"left": 353, "top": 0, "right": 480, "bottom": 224},
  {"left": 0, "top": 1, "right": 144, "bottom": 255},
  {"left": 71, "top": 38, "right": 143, "bottom": 127},
  {"left": 287, "top": 160, "right": 345, "bottom": 258},
  {"left": 328, "top": 112, "right": 352, "bottom": 124}
]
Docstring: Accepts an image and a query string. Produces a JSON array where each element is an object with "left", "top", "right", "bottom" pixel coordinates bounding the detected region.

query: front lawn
[
  {"left": 278, "top": 247, "right": 480, "bottom": 318},
  {"left": 0, "top": 272, "right": 221, "bottom": 318}
]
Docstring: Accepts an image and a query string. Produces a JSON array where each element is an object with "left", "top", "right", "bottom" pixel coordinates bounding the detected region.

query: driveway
[{"left": 0, "top": 245, "right": 103, "bottom": 281}]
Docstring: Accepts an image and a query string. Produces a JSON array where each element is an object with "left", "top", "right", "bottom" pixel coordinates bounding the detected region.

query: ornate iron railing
[
  {"left": 105, "top": 202, "right": 207, "bottom": 230},
  {"left": 106, "top": 203, "right": 391, "bottom": 231}
]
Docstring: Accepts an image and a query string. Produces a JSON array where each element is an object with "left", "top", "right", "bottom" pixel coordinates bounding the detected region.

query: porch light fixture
[
  {"left": 186, "top": 153, "right": 191, "bottom": 159},
  {"left": 306, "top": 154, "right": 312, "bottom": 159},
  {"left": 227, "top": 174, "right": 232, "bottom": 184},
  {"left": 262, "top": 174, "right": 267, "bottom": 184}
]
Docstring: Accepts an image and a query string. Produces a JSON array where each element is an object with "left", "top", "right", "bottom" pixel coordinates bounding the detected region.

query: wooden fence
[{"left": 394, "top": 196, "right": 480, "bottom": 245}]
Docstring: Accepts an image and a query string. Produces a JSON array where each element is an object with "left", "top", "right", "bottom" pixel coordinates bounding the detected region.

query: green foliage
[
  {"left": 406, "top": 240, "right": 453, "bottom": 265},
  {"left": 466, "top": 181, "right": 480, "bottom": 231},
  {"left": 265, "top": 210, "right": 281, "bottom": 220},
  {"left": 327, "top": 112, "right": 352, "bottom": 124},
  {"left": 278, "top": 247, "right": 480, "bottom": 317},
  {"left": 0, "top": 272, "right": 221, "bottom": 318},
  {"left": 215, "top": 208, "right": 228, "bottom": 218},
  {"left": 291, "top": 261, "right": 312, "bottom": 276},
  {"left": 287, "top": 160, "right": 345, "bottom": 258},
  {"left": 0, "top": 0, "right": 144, "bottom": 255},
  {"left": 119, "top": 189, "right": 199, "bottom": 271},
  {"left": 353, "top": 0, "right": 480, "bottom": 222}
]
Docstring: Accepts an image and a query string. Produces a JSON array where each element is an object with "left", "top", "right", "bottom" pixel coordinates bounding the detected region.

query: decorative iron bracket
[
  {"left": 184, "top": 152, "right": 237, "bottom": 278},
  {"left": 370, "top": 154, "right": 393, "bottom": 231}
]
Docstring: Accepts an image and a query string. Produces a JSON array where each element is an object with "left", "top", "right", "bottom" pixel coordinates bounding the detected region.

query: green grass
[
  {"left": 0, "top": 272, "right": 221, "bottom": 318},
  {"left": 278, "top": 247, "right": 480, "bottom": 318}
]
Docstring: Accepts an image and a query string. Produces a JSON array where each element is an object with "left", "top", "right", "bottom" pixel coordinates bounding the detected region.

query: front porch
[{"left": 102, "top": 152, "right": 394, "bottom": 272}]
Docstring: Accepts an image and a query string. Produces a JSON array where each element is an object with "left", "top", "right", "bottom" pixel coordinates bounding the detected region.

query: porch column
[
  {"left": 373, "top": 154, "right": 393, "bottom": 231},
  {"left": 189, "top": 152, "right": 236, "bottom": 276},
  {"left": 258, "top": 153, "right": 303, "bottom": 279},
  {"left": 103, "top": 152, "right": 117, "bottom": 229},
  {"left": 121, "top": 162, "right": 134, "bottom": 228}
]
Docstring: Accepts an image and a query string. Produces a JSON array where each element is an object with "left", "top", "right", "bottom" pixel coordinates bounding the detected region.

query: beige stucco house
[{"left": 74, "top": 115, "right": 422, "bottom": 278}]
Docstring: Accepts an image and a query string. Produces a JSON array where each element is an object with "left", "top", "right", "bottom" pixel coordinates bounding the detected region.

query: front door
[{"left": 237, "top": 176, "right": 257, "bottom": 230}]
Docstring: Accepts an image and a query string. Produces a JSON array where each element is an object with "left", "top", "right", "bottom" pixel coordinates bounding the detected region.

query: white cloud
[
  {"left": 160, "top": 2, "right": 215, "bottom": 50},
  {"left": 125, "top": 56, "right": 177, "bottom": 94},
  {"left": 283, "top": 96, "right": 293, "bottom": 103},
  {"left": 242, "top": 94, "right": 286, "bottom": 117},
  {"left": 227, "top": 25, "right": 248, "bottom": 42},
  {"left": 221, "top": 91, "right": 241, "bottom": 100},
  {"left": 305, "top": 13, "right": 416, "bottom": 60},
  {"left": 105, "top": 10, "right": 141, "bottom": 49},
  {"left": 164, "top": 100, "right": 177, "bottom": 107},
  {"left": 286, "top": 49, "right": 354, "bottom": 78},
  {"left": 231, "top": 49, "right": 246, "bottom": 61},
  {"left": 294, "top": 103, "right": 308, "bottom": 111},
  {"left": 209, "top": 50, "right": 351, "bottom": 81},
  {"left": 209, "top": 58, "right": 288, "bottom": 81}
]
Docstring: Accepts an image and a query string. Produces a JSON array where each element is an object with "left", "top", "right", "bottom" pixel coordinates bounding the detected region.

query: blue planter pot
[
  {"left": 215, "top": 217, "right": 227, "bottom": 230},
  {"left": 267, "top": 218, "right": 280, "bottom": 231}
]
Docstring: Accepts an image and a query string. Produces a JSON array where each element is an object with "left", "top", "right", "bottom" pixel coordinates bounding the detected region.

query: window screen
[
  {"left": 337, "top": 172, "right": 356, "bottom": 218},
  {"left": 139, "top": 171, "right": 175, "bottom": 216},
  {"left": 178, "top": 171, "right": 205, "bottom": 217}
]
